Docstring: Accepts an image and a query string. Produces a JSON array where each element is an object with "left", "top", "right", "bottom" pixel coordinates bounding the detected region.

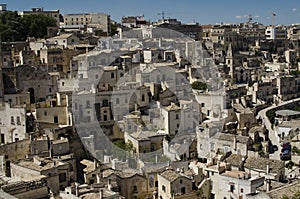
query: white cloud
[
  {"left": 235, "top": 15, "right": 243, "bottom": 19},
  {"left": 254, "top": 15, "right": 260, "bottom": 18},
  {"left": 292, "top": 8, "right": 297, "bottom": 12}
]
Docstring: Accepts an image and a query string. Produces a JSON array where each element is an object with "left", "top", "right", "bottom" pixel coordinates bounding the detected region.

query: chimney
[
  {"left": 96, "top": 173, "right": 101, "bottom": 183},
  {"left": 233, "top": 136, "right": 237, "bottom": 151},
  {"left": 158, "top": 38, "right": 162, "bottom": 48},
  {"left": 75, "top": 182, "right": 79, "bottom": 197},
  {"left": 265, "top": 179, "right": 271, "bottom": 192},
  {"left": 180, "top": 167, "right": 184, "bottom": 173},
  {"left": 99, "top": 189, "right": 103, "bottom": 199},
  {"left": 49, "top": 141, "right": 53, "bottom": 158},
  {"left": 108, "top": 179, "right": 112, "bottom": 191},
  {"left": 94, "top": 159, "right": 99, "bottom": 169}
]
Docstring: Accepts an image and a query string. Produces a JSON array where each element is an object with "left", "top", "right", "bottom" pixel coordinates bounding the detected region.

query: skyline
[{"left": 2, "top": 0, "right": 300, "bottom": 25}]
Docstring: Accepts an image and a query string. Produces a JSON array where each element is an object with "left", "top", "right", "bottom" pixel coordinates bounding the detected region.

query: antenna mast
[{"left": 158, "top": 11, "right": 165, "bottom": 20}]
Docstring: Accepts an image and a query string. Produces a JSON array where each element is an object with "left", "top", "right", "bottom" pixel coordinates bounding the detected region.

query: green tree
[
  {"left": 191, "top": 81, "right": 208, "bottom": 90},
  {"left": 22, "top": 14, "right": 56, "bottom": 38},
  {"left": 0, "top": 11, "right": 56, "bottom": 42}
]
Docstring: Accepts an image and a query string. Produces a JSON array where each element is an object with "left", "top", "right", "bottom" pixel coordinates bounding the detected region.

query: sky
[{"left": 2, "top": 0, "right": 300, "bottom": 25}]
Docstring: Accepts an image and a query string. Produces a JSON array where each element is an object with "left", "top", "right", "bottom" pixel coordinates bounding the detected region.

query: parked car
[
  {"left": 280, "top": 149, "right": 291, "bottom": 161},
  {"left": 281, "top": 142, "right": 291, "bottom": 152},
  {"left": 282, "top": 150, "right": 290, "bottom": 155},
  {"left": 272, "top": 145, "right": 278, "bottom": 151},
  {"left": 282, "top": 142, "right": 291, "bottom": 149}
]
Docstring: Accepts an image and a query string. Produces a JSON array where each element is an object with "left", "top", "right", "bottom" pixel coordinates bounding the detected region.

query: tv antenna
[
  {"left": 158, "top": 11, "right": 165, "bottom": 20},
  {"left": 247, "top": 14, "right": 253, "bottom": 24}
]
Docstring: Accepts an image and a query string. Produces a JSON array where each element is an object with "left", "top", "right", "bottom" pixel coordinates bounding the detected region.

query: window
[
  {"left": 86, "top": 116, "right": 91, "bottom": 122},
  {"left": 49, "top": 88, "right": 52, "bottom": 93},
  {"left": 16, "top": 116, "right": 21, "bottom": 125},
  {"left": 103, "top": 115, "right": 107, "bottom": 121},
  {"left": 240, "top": 188, "right": 243, "bottom": 193},
  {"left": 54, "top": 116, "right": 58, "bottom": 123},
  {"left": 102, "top": 99, "right": 108, "bottom": 107},
  {"left": 162, "top": 185, "right": 166, "bottom": 192},
  {"left": 1, "top": 133, "right": 5, "bottom": 144},
  {"left": 230, "top": 184, "right": 234, "bottom": 192},
  {"left": 142, "top": 94, "right": 145, "bottom": 102},
  {"left": 176, "top": 114, "right": 179, "bottom": 119},
  {"left": 59, "top": 173, "right": 67, "bottom": 182},
  {"left": 181, "top": 187, "right": 186, "bottom": 194},
  {"left": 86, "top": 100, "right": 91, "bottom": 108},
  {"left": 111, "top": 72, "right": 115, "bottom": 78},
  {"left": 133, "top": 185, "right": 138, "bottom": 193},
  {"left": 11, "top": 116, "right": 15, "bottom": 125}
]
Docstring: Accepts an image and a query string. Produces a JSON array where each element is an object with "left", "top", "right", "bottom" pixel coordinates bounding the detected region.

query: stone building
[
  {"left": 47, "top": 33, "right": 80, "bottom": 49},
  {"left": 10, "top": 156, "right": 72, "bottom": 195},
  {"left": 5, "top": 65, "right": 60, "bottom": 103},
  {"left": 161, "top": 103, "right": 181, "bottom": 136},
  {"left": 157, "top": 169, "right": 198, "bottom": 199},
  {"left": 124, "top": 130, "right": 166, "bottom": 153},
  {"left": 1, "top": 176, "right": 49, "bottom": 199},
  {"left": 226, "top": 154, "right": 286, "bottom": 182},
  {"left": 39, "top": 48, "right": 85, "bottom": 76}
]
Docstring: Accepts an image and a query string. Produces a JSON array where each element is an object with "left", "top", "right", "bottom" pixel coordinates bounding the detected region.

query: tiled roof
[
  {"left": 225, "top": 154, "right": 245, "bottom": 167},
  {"left": 160, "top": 169, "right": 181, "bottom": 182},
  {"left": 226, "top": 154, "right": 284, "bottom": 174},
  {"left": 244, "top": 157, "right": 284, "bottom": 174},
  {"left": 216, "top": 133, "right": 251, "bottom": 144},
  {"left": 268, "top": 180, "right": 300, "bottom": 199},
  {"left": 160, "top": 169, "right": 192, "bottom": 182},
  {"left": 130, "top": 130, "right": 166, "bottom": 141}
]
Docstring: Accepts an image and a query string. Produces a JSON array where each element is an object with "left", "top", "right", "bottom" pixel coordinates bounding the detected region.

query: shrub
[{"left": 191, "top": 81, "right": 208, "bottom": 90}]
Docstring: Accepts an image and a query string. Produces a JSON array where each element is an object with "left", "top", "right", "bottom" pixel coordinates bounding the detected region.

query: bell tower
[{"left": 226, "top": 43, "right": 234, "bottom": 80}]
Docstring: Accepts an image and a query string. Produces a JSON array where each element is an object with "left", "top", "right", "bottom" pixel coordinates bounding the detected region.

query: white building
[
  {"left": 0, "top": 102, "right": 27, "bottom": 144},
  {"left": 211, "top": 170, "right": 265, "bottom": 199},
  {"left": 63, "top": 13, "right": 110, "bottom": 33},
  {"left": 265, "top": 26, "right": 287, "bottom": 40}
]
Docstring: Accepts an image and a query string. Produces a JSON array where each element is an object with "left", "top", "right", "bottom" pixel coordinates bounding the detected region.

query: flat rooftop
[{"left": 275, "top": 110, "right": 300, "bottom": 117}]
